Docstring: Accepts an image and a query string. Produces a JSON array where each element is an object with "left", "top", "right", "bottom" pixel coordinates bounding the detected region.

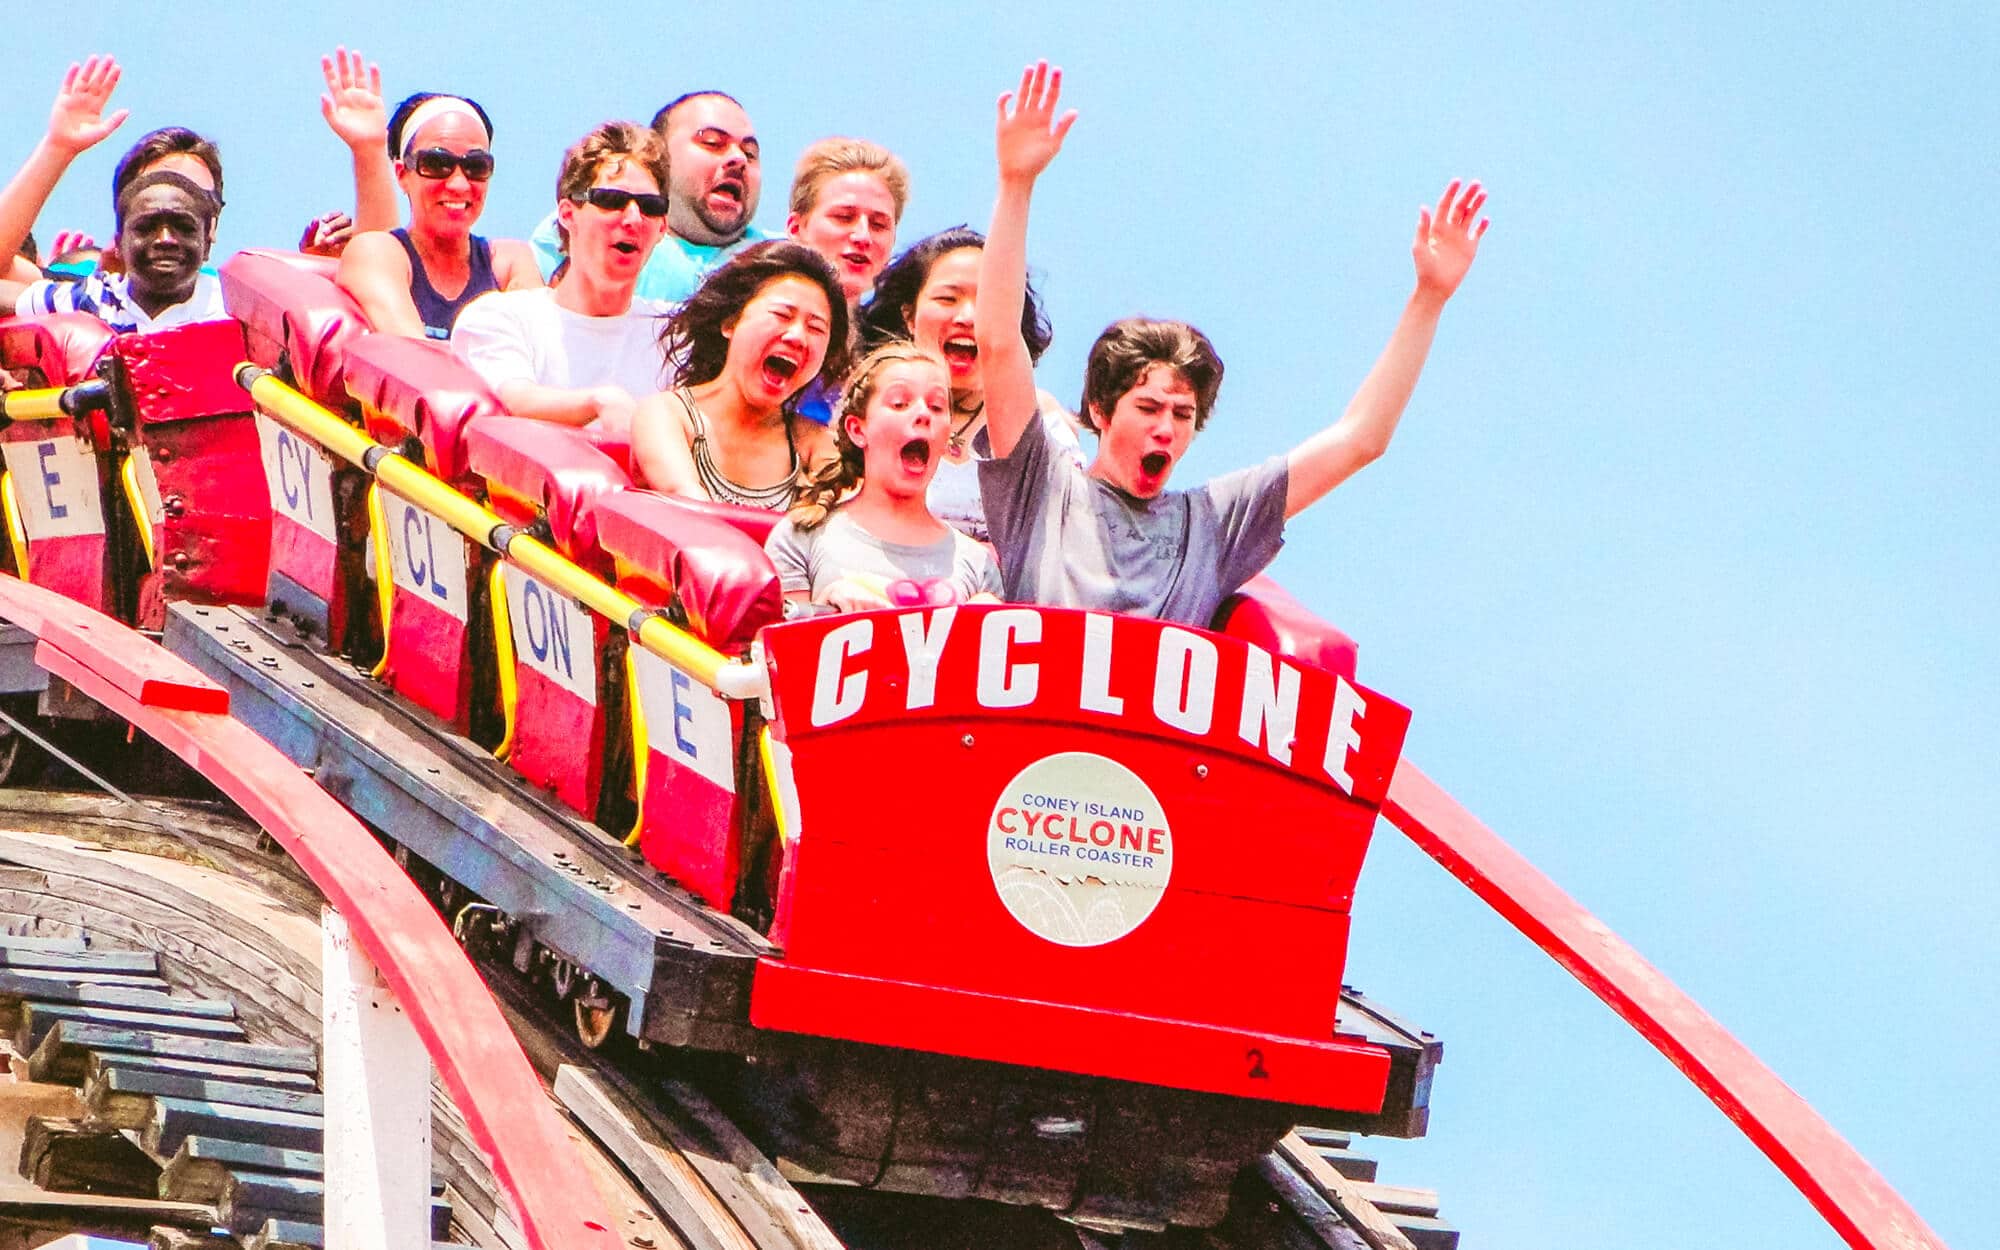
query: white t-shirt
[{"left": 450, "top": 287, "right": 672, "bottom": 401}]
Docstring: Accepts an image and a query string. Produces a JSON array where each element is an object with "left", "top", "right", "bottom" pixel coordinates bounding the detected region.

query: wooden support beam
[
  {"left": 20, "top": 1115, "right": 160, "bottom": 1197},
  {"left": 159, "top": 1136, "right": 325, "bottom": 1204},
  {"left": 20, "top": 1003, "right": 245, "bottom": 1053},
  {"left": 143, "top": 1096, "right": 323, "bottom": 1158},
  {"left": 554, "top": 1065, "right": 758, "bottom": 1250},
  {"left": 86, "top": 1066, "right": 322, "bottom": 1132},
  {"left": 28, "top": 1020, "right": 316, "bottom": 1085},
  {"left": 1275, "top": 1130, "right": 1421, "bottom": 1250}
]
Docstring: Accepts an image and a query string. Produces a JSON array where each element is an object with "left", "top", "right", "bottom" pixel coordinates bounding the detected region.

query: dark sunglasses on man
[
  {"left": 406, "top": 147, "right": 496, "bottom": 182},
  {"left": 575, "top": 187, "right": 669, "bottom": 218}
]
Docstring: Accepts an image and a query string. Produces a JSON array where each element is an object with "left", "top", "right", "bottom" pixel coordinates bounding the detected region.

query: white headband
[{"left": 399, "top": 96, "right": 489, "bottom": 154}]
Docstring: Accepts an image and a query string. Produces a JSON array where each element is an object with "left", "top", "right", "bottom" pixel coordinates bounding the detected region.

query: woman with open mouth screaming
[
  {"left": 764, "top": 343, "right": 1003, "bottom": 617},
  {"left": 859, "top": 228, "right": 1083, "bottom": 543},
  {"left": 632, "top": 241, "right": 848, "bottom": 510}
]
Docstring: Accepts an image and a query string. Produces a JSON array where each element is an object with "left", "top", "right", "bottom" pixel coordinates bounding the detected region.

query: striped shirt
[{"left": 13, "top": 271, "right": 225, "bottom": 334}]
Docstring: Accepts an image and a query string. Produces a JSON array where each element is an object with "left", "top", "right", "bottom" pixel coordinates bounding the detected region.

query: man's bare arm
[
  {"left": 0, "top": 58, "right": 129, "bottom": 267},
  {"left": 1284, "top": 180, "right": 1490, "bottom": 518},
  {"left": 973, "top": 61, "right": 1075, "bottom": 461}
]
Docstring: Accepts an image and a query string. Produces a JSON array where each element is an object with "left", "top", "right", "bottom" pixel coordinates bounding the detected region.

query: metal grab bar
[{"left": 237, "top": 363, "right": 767, "bottom": 701}]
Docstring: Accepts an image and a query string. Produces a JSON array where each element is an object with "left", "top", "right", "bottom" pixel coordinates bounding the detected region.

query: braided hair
[{"left": 787, "top": 342, "right": 947, "bottom": 531}]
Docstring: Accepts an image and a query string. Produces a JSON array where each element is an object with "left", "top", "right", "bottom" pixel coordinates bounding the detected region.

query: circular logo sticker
[{"left": 987, "top": 752, "right": 1173, "bottom": 947}]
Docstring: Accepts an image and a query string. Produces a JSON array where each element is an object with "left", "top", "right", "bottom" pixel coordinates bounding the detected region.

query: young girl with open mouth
[{"left": 764, "top": 343, "right": 1003, "bottom": 616}]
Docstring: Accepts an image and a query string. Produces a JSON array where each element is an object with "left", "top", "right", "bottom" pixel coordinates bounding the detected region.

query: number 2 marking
[{"left": 1245, "top": 1047, "right": 1269, "bottom": 1079}]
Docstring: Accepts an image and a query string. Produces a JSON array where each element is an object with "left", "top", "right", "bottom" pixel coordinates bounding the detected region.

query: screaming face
[
  {"left": 847, "top": 358, "right": 953, "bottom": 499},
  {"left": 663, "top": 95, "right": 762, "bottom": 246},
  {"left": 908, "top": 247, "right": 983, "bottom": 397},
  {"left": 1088, "top": 364, "right": 1200, "bottom": 500},
  {"left": 720, "top": 274, "right": 833, "bottom": 407}
]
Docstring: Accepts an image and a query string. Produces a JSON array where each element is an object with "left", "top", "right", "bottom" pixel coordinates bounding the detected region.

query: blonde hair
[
  {"left": 787, "top": 343, "right": 947, "bottom": 531},
  {"left": 788, "top": 137, "right": 909, "bottom": 222}
]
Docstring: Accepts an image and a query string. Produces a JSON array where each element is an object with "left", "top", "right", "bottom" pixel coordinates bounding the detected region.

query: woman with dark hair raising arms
[
  {"left": 631, "top": 241, "right": 847, "bottom": 508},
  {"left": 860, "top": 227, "right": 1081, "bottom": 542}
]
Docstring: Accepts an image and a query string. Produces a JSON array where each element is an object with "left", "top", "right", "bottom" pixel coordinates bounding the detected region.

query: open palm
[
  {"left": 48, "top": 56, "right": 128, "bottom": 156},
  {"left": 1413, "top": 180, "right": 1490, "bottom": 299},
  {"left": 995, "top": 61, "right": 1077, "bottom": 183},
  {"left": 320, "top": 47, "right": 386, "bottom": 149}
]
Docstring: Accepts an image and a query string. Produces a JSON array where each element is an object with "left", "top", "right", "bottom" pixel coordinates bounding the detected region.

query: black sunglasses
[
  {"left": 575, "top": 187, "right": 669, "bottom": 218},
  {"left": 406, "top": 147, "right": 495, "bottom": 182}
]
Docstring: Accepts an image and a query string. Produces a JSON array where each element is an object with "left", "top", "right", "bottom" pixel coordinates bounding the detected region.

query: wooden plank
[
  {"left": 220, "top": 1170, "right": 322, "bottom": 1234},
  {"left": 21, "top": 1114, "right": 161, "bottom": 1198},
  {"left": 1252, "top": 1154, "right": 1371, "bottom": 1250},
  {"left": 21, "top": 1002, "right": 247, "bottom": 1051},
  {"left": 245, "top": 1219, "right": 323, "bottom": 1250},
  {"left": 29, "top": 1019, "right": 316, "bottom": 1084},
  {"left": 1351, "top": 1182, "right": 1441, "bottom": 1218},
  {"left": 554, "top": 1065, "right": 757, "bottom": 1250},
  {"left": 160, "top": 1136, "right": 324, "bottom": 1203},
  {"left": 145, "top": 1095, "right": 324, "bottom": 1158},
  {"left": 0, "top": 933, "right": 88, "bottom": 953},
  {"left": 88, "top": 1065, "right": 324, "bottom": 1131},
  {"left": 1276, "top": 1130, "right": 1421, "bottom": 1250},
  {"left": 0, "top": 970, "right": 237, "bottom": 1028},
  {"left": 0, "top": 946, "right": 160, "bottom": 974},
  {"left": 89, "top": 1050, "right": 319, "bottom": 1091},
  {"left": 148, "top": 1231, "right": 238, "bottom": 1250}
]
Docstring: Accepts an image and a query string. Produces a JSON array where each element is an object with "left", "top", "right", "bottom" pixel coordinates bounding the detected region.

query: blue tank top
[{"left": 392, "top": 229, "right": 500, "bottom": 340}]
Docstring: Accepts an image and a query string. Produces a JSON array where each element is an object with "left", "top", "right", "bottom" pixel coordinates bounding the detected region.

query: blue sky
[{"left": 7, "top": 5, "right": 1992, "bottom": 1247}]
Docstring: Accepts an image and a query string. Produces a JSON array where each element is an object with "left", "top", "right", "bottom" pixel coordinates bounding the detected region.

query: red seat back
[
  {"left": 1212, "top": 574, "right": 1359, "bottom": 680},
  {"left": 464, "top": 419, "right": 632, "bottom": 574},
  {"left": 594, "top": 490, "right": 781, "bottom": 653},
  {"left": 0, "top": 313, "right": 116, "bottom": 387},
  {"left": 218, "top": 250, "right": 367, "bottom": 412},
  {"left": 343, "top": 334, "right": 505, "bottom": 491}
]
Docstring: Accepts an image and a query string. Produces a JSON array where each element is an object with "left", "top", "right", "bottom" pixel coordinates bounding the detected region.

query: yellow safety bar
[
  {"left": 119, "top": 455, "right": 156, "bottom": 569},
  {"left": 0, "top": 387, "right": 70, "bottom": 423},
  {"left": 237, "top": 365, "right": 764, "bottom": 701},
  {"left": 0, "top": 474, "right": 29, "bottom": 580}
]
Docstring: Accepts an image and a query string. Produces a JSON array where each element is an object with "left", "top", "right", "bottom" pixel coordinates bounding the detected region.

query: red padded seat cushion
[
  {"left": 1211, "top": 574, "right": 1359, "bottom": 680},
  {"left": 464, "top": 418, "right": 632, "bottom": 569},
  {"left": 219, "top": 250, "right": 366, "bottom": 410},
  {"left": 594, "top": 489, "right": 782, "bottom": 653},
  {"left": 343, "top": 333, "right": 504, "bottom": 489},
  {"left": 0, "top": 313, "right": 115, "bottom": 386}
]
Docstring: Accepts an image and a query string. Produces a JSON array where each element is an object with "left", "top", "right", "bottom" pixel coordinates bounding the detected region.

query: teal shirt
[{"left": 528, "top": 211, "right": 771, "bottom": 304}]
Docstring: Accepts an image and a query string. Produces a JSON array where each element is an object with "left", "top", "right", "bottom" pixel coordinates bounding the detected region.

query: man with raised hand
[
  {"left": 452, "top": 121, "right": 672, "bottom": 431},
  {"left": 528, "top": 91, "right": 769, "bottom": 303},
  {"left": 974, "top": 61, "right": 1490, "bottom": 628}
]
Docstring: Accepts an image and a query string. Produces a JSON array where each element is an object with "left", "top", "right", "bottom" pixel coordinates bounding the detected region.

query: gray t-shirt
[
  {"left": 765, "top": 511, "right": 1003, "bottom": 602},
  {"left": 978, "top": 410, "right": 1288, "bottom": 626}
]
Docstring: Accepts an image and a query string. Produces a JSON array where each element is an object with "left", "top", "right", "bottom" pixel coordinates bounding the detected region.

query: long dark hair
[
  {"left": 859, "top": 226, "right": 1052, "bottom": 364},
  {"left": 658, "top": 241, "right": 852, "bottom": 394}
]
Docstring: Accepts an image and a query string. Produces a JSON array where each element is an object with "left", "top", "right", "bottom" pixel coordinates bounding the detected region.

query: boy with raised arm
[{"left": 974, "top": 62, "right": 1489, "bottom": 628}]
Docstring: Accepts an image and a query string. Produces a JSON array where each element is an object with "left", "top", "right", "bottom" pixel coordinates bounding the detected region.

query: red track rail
[
  {"left": 0, "top": 577, "right": 621, "bottom": 1250},
  {"left": 1385, "top": 762, "right": 1947, "bottom": 1250}
]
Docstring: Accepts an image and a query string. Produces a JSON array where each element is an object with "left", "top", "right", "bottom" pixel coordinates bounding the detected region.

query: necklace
[{"left": 947, "top": 402, "right": 984, "bottom": 456}]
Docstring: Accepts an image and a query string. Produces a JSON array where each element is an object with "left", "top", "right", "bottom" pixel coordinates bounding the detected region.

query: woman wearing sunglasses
[{"left": 334, "top": 77, "right": 540, "bottom": 340}]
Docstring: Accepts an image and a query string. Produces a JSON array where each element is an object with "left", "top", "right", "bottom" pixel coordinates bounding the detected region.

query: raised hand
[
  {"left": 48, "top": 230, "right": 98, "bottom": 261},
  {"left": 320, "top": 47, "right": 387, "bottom": 151},
  {"left": 1413, "top": 180, "right": 1490, "bottom": 300},
  {"left": 995, "top": 61, "right": 1077, "bottom": 184},
  {"left": 299, "top": 211, "right": 355, "bottom": 257},
  {"left": 47, "top": 56, "right": 129, "bottom": 156}
]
